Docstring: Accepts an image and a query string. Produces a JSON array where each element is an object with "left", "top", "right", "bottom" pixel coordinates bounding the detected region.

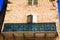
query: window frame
[{"left": 28, "top": 0, "right": 38, "bottom": 5}]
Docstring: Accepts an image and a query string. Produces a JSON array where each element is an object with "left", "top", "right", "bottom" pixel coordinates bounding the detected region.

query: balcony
[
  {"left": 3, "top": 23, "right": 57, "bottom": 32},
  {"left": 2, "top": 22, "right": 58, "bottom": 38}
]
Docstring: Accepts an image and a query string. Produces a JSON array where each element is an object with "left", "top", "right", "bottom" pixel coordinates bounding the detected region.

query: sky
[
  {"left": 0, "top": 0, "right": 60, "bottom": 23},
  {"left": 58, "top": 0, "right": 60, "bottom": 23},
  {"left": 0, "top": 0, "right": 4, "bottom": 11}
]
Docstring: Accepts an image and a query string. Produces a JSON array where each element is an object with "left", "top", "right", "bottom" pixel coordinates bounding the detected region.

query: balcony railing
[{"left": 3, "top": 23, "right": 57, "bottom": 32}]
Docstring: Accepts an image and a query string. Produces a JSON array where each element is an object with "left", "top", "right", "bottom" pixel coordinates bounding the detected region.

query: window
[
  {"left": 27, "top": 14, "right": 37, "bottom": 23},
  {"left": 28, "top": 0, "right": 38, "bottom": 5},
  {"left": 27, "top": 15, "right": 33, "bottom": 23},
  {"left": 50, "top": 0, "right": 55, "bottom": 2}
]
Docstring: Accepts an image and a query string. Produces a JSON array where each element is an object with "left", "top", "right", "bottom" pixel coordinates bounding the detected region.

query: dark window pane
[
  {"left": 28, "top": 2, "right": 32, "bottom": 5},
  {"left": 34, "top": 0, "right": 38, "bottom": 5},
  {"left": 28, "top": 0, "right": 38, "bottom": 5},
  {"left": 34, "top": 2, "right": 38, "bottom": 5},
  {"left": 28, "top": 0, "right": 32, "bottom": 5}
]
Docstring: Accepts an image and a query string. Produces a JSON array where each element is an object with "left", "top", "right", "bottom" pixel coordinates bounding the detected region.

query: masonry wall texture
[
  {"left": 1, "top": 0, "right": 60, "bottom": 40},
  {"left": 4, "top": 0, "right": 58, "bottom": 23}
]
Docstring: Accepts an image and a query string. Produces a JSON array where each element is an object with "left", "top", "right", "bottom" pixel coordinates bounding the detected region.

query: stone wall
[
  {"left": 4, "top": 0, "right": 58, "bottom": 23},
  {"left": 2, "top": 0, "right": 60, "bottom": 40}
]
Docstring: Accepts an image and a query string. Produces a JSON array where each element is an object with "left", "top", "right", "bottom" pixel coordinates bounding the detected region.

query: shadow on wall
[{"left": 0, "top": 0, "right": 8, "bottom": 32}]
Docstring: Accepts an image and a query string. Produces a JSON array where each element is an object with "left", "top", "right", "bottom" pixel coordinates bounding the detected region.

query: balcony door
[
  {"left": 27, "top": 15, "right": 33, "bottom": 23},
  {"left": 27, "top": 14, "right": 37, "bottom": 23}
]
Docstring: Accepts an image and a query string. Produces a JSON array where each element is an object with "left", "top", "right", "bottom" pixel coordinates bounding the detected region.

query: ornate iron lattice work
[{"left": 3, "top": 22, "right": 56, "bottom": 32}]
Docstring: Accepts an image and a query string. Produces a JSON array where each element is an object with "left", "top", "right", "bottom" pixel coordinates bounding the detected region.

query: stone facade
[
  {"left": 1, "top": 0, "right": 60, "bottom": 40},
  {"left": 4, "top": 0, "right": 58, "bottom": 23}
]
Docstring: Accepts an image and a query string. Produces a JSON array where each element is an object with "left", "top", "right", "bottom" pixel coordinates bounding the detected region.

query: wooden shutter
[{"left": 27, "top": 15, "right": 33, "bottom": 23}]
